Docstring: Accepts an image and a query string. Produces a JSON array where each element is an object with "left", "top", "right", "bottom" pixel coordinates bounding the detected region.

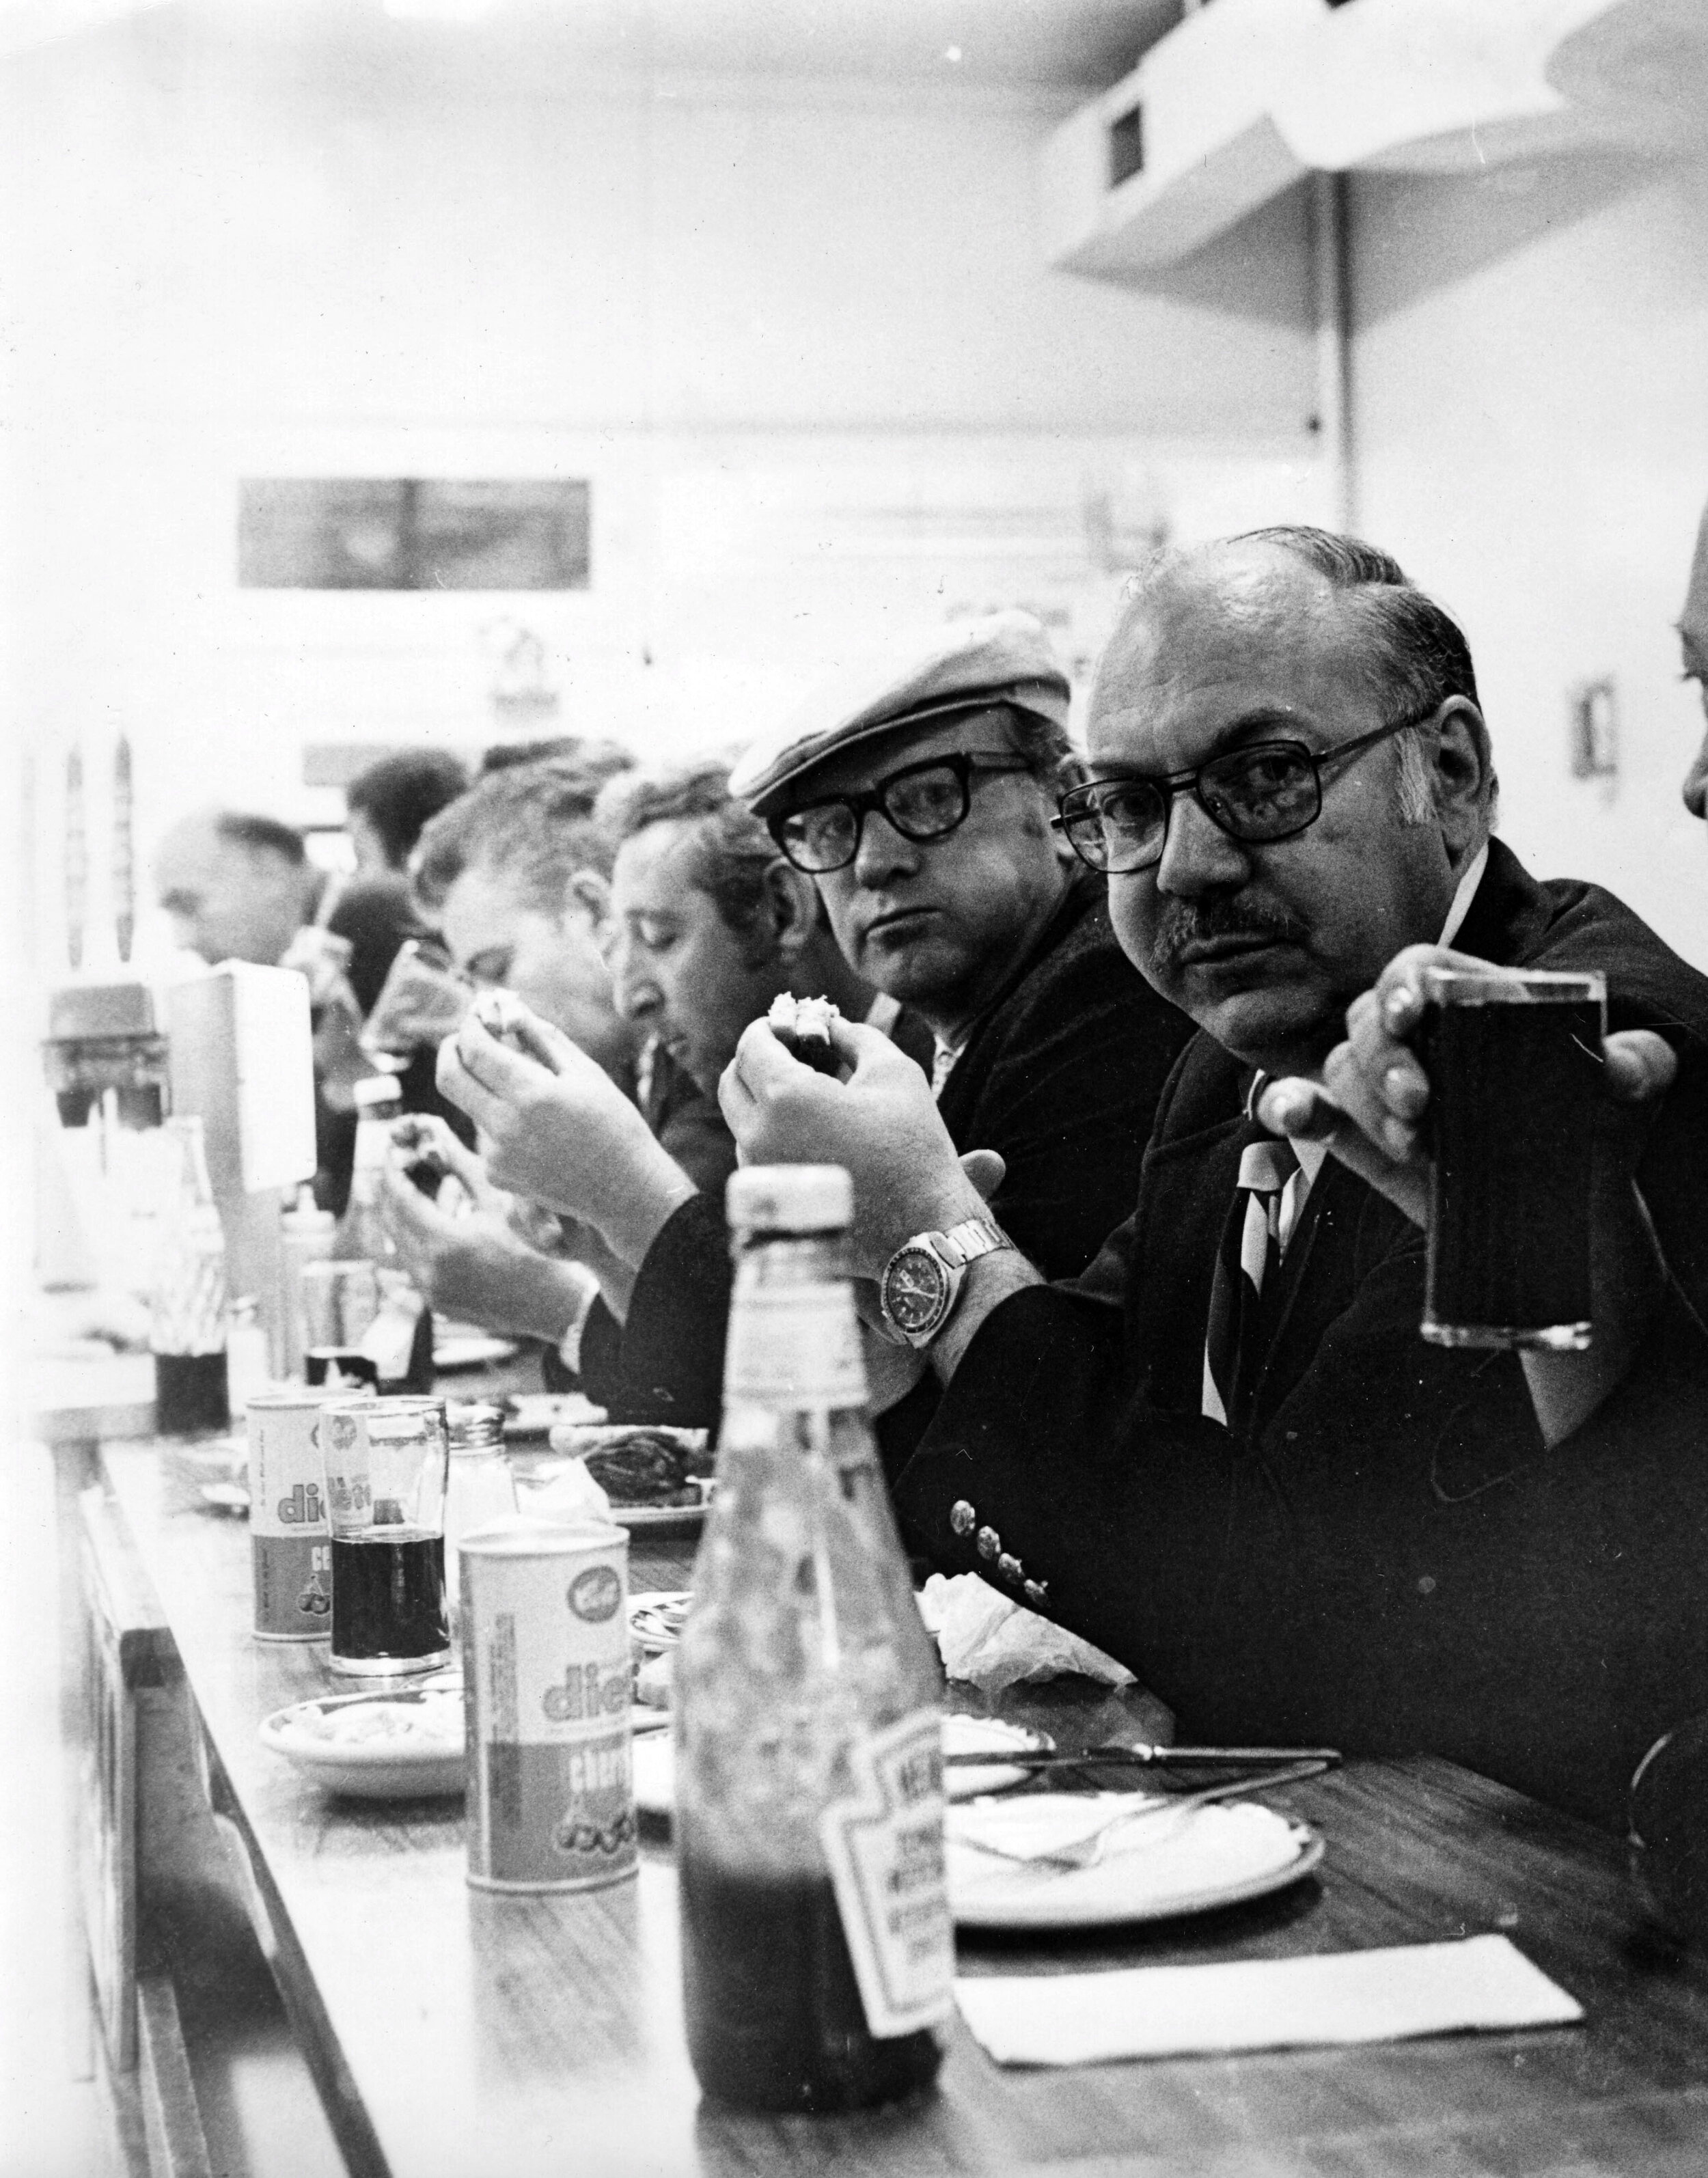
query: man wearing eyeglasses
[
  {"left": 721, "top": 527, "right": 1708, "bottom": 1825},
  {"left": 435, "top": 612, "right": 1194, "bottom": 1429}
]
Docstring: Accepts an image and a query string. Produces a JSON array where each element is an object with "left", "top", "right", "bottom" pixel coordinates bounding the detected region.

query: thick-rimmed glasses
[
  {"left": 1052, "top": 711, "right": 1435, "bottom": 876},
  {"left": 769, "top": 750, "right": 1033, "bottom": 874}
]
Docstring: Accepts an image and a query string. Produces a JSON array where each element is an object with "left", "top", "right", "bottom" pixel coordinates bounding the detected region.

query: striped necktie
[{"left": 1202, "top": 1138, "right": 1301, "bottom": 1434}]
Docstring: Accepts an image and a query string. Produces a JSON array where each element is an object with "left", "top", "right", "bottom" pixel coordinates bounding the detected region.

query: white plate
[
  {"left": 262, "top": 1686, "right": 670, "bottom": 1801},
  {"left": 630, "top": 1713, "right": 1048, "bottom": 1819},
  {"left": 612, "top": 1500, "right": 708, "bottom": 1534},
  {"left": 433, "top": 1335, "right": 521, "bottom": 1372},
  {"left": 260, "top": 1681, "right": 468, "bottom": 1800},
  {"left": 946, "top": 1791, "right": 1323, "bottom": 1929},
  {"left": 629, "top": 1592, "right": 693, "bottom": 1653}
]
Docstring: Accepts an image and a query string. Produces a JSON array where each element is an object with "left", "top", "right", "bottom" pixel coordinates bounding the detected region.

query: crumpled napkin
[
  {"left": 918, "top": 1572, "right": 1135, "bottom": 1696},
  {"left": 956, "top": 1933, "right": 1583, "bottom": 2066},
  {"left": 510, "top": 1456, "right": 614, "bottom": 1526}
]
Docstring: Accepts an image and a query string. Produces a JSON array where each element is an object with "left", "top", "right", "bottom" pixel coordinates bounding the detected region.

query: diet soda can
[
  {"left": 247, "top": 1391, "right": 342, "bottom": 1640},
  {"left": 460, "top": 1515, "right": 637, "bottom": 1893}
]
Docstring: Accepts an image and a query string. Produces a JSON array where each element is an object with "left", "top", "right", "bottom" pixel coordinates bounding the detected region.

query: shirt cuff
[{"left": 553, "top": 1263, "right": 603, "bottom": 1376}]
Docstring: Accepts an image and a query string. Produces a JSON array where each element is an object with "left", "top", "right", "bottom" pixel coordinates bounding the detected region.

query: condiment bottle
[
  {"left": 443, "top": 1403, "right": 516, "bottom": 1631},
  {"left": 279, "top": 1184, "right": 335, "bottom": 1380},
  {"left": 335, "top": 1075, "right": 432, "bottom": 1393},
  {"left": 148, "top": 1115, "right": 231, "bottom": 1436},
  {"left": 674, "top": 1165, "right": 951, "bottom": 2113}
]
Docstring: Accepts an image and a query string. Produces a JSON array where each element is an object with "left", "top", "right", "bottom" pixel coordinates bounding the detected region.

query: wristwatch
[{"left": 879, "top": 1217, "right": 1013, "bottom": 1350}]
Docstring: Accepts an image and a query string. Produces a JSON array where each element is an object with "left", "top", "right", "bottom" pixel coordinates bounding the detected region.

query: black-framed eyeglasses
[
  {"left": 769, "top": 750, "right": 1033, "bottom": 874},
  {"left": 1051, "top": 710, "right": 1437, "bottom": 876}
]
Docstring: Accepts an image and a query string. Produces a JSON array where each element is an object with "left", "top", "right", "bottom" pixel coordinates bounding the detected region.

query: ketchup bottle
[{"left": 674, "top": 1166, "right": 950, "bottom": 2113}]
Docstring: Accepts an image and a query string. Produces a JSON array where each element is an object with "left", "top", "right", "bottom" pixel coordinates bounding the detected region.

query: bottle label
[
  {"left": 724, "top": 1284, "right": 868, "bottom": 1407},
  {"left": 818, "top": 1709, "right": 954, "bottom": 2037}
]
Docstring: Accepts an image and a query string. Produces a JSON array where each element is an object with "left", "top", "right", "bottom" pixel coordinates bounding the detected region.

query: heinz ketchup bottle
[{"left": 674, "top": 1166, "right": 950, "bottom": 2112}]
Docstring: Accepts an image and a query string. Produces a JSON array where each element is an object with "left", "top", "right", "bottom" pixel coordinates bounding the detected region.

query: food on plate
[
  {"left": 579, "top": 1429, "right": 708, "bottom": 1506},
  {"left": 290, "top": 1689, "right": 465, "bottom": 1751},
  {"left": 767, "top": 993, "right": 841, "bottom": 1074},
  {"left": 635, "top": 1653, "right": 674, "bottom": 1709}
]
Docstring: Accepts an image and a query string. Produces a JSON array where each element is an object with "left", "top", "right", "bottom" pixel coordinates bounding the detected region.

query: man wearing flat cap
[{"left": 435, "top": 611, "right": 1193, "bottom": 1437}]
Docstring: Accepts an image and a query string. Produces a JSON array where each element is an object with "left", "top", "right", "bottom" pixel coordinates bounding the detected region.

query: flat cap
[{"left": 729, "top": 610, "right": 1069, "bottom": 812}]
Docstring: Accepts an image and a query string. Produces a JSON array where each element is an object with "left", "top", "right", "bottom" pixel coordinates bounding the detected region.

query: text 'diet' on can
[
  {"left": 246, "top": 1391, "right": 346, "bottom": 1641},
  {"left": 460, "top": 1514, "right": 637, "bottom": 1894}
]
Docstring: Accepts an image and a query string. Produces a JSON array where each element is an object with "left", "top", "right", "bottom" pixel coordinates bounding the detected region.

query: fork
[{"left": 951, "top": 1759, "right": 1329, "bottom": 1874}]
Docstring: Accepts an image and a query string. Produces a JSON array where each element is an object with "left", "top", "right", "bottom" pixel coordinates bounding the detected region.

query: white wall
[
  {"left": 3, "top": 13, "right": 1321, "bottom": 979},
  {"left": 1350, "top": 145, "right": 1708, "bottom": 967}
]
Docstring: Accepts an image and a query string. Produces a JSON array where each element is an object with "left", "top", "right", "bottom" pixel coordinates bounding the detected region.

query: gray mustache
[{"left": 1151, "top": 898, "right": 1306, "bottom": 974}]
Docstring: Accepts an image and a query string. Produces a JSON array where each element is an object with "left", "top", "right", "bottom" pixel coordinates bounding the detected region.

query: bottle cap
[
  {"left": 353, "top": 1074, "right": 404, "bottom": 1112},
  {"left": 726, "top": 1164, "right": 852, "bottom": 1233},
  {"left": 447, "top": 1401, "right": 505, "bottom": 1452}
]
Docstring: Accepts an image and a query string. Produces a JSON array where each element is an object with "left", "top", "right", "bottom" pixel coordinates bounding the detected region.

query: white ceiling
[{"left": 3, "top": 0, "right": 1184, "bottom": 89}]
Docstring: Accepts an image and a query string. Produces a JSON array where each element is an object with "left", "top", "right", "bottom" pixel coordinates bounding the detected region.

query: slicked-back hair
[
  {"left": 479, "top": 734, "right": 635, "bottom": 779},
  {"left": 598, "top": 759, "right": 783, "bottom": 943},
  {"left": 1233, "top": 525, "right": 1482, "bottom": 719},
  {"left": 1224, "top": 525, "right": 1492, "bottom": 825},
  {"left": 346, "top": 751, "right": 471, "bottom": 869},
  {"left": 410, "top": 754, "right": 635, "bottom": 918},
  {"left": 212, "top": 812, "right": 307, "bottom": 866}
]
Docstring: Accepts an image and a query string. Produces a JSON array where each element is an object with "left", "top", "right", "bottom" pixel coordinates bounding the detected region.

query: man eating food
[{"left": 720, "top": 527, "right": 1708, "bottom": 1826}]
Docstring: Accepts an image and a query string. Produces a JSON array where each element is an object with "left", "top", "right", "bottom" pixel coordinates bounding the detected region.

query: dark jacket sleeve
[
  {"left": 892, "top": 1194, "right": 1708, "bottom": 1828},
  {"left": 946, "top": 922, "right": 1194, "bottom": 1283},
  {"left": 586, "top": 1195, "right": 732, "bottom": 1421}
]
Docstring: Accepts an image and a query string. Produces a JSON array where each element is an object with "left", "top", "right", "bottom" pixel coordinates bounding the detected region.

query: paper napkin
[{"left": 956, "top": 1933, "right": 1582, "bottom": 2066}]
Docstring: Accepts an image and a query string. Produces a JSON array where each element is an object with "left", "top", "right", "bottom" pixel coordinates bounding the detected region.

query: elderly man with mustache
[{"left": 724, "top": 527, "right": 1708, "bottom": 1828}]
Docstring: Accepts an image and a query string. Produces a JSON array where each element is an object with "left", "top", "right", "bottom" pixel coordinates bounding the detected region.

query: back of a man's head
[
  {"left": 597, "top": 758, "right": 781, "bottom": 947},
  {"left": 154, "top": 808, "right": 314, "bottom": 965},
  {"left": 411, "top": 752, "right": 636, "bottom": 922},
  {"left": 346, "top": 749, "right": 471, "bottom": 871}
]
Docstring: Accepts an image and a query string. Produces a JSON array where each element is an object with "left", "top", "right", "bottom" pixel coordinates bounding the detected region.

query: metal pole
[{"left": 1310, "top": 170, "right": 1355, "bottom": 534}]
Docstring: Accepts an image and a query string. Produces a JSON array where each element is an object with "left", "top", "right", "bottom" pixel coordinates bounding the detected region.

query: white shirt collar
[{"left": 1437, "top": 840, "right": 1489, "bottom": 951}]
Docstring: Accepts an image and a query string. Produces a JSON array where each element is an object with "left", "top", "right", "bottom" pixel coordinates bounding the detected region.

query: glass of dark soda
[
  {"left": 1418, "top": 967, "right": 1606, "bottom": 1351},
  {"left": 320, "top": 1395, "right": 452, "bottom": 1677}
]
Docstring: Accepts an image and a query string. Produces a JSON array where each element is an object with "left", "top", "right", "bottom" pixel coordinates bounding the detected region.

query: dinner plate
[
  {"left": 630, "top": 1713, "right": 1049, "bottom": 1818},
  {"left": 433, "top": 1334, "right": 521, "bottom": 1372},
  {"left": 629, "top": 1592, "right": 693, "bottom": 1653},
  {"left": 260, "top": 1680, "right": 469, "bottom": 1799},
  {"left": 261, "top": 1684, "right": 670, "bottom": 1801},
  {"left": 946, "top": 1791, "right": 1323, "bottom": 1929},
  {"left": 611, "top": 1501, "right": 708, "bottom": 1534}
]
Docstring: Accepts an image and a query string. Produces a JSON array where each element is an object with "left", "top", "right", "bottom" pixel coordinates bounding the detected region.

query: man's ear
[
  {"left": 1430, "top": 699, "right": 1493, "bottom": 859},
  {"left": 565, "top": 870, "right": 611, "bottom": 931},
  {"left": 766, "top": 861, "right": 821, "bottom": 962}
]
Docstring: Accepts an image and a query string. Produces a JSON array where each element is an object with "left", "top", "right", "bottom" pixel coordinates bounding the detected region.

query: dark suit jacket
[
  {"left": 605, "top": 869, "right": 1197, "bottom": 1429},
  {"left": 893, "top": 840, "right": 1708, "bottom": 1827}
]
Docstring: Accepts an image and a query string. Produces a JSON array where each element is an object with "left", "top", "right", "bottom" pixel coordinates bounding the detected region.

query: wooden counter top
[{"left": 100, "top": 1440, "right": 1708, "bottom": 2178}]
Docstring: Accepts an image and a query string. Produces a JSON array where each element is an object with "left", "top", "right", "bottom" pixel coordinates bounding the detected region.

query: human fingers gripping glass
[
  {"left": 1054, "top": 709, "right": 1437, "bottom": 874},
  {"left": 770, "top": 751, "right": 1032, "bottom": 874}
]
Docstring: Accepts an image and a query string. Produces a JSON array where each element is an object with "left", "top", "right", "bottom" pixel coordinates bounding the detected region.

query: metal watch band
[{"left": 937, "top": 1216, "right": 1008, "bottom": 1271}]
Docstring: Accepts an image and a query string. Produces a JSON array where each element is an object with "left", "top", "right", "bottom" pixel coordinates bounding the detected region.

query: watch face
[{"left": 885, "top": 1245, "right": 949, "bottom": 1336}]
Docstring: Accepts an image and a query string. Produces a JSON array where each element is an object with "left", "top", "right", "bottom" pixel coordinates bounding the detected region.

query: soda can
[
  {"left": 246, "top": 1391, "right": 342, "bottom": 1641},
  {"left": 460, "top": 1515, "right": 637, "bottom": 1893}
]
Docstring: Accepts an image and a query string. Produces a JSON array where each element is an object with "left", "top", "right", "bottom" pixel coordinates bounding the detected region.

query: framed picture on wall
[{"left": 238, "top": 478, "right": 591, "bottom": 590}]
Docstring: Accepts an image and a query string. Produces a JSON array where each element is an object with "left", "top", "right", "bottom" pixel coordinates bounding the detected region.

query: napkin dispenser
[
  {"left": 38, "top": 978, "right": 173, "bottom": 1293},
  {"left": 167, "top": 963, "right": 317, "bottom": 1373}
]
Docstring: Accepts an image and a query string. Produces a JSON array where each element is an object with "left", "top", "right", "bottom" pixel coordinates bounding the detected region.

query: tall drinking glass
[
  {"left": 320, "top": 1395, "right": 452, "bottom": 1677},
  {"left": 1418, "top": 967, "right": 1606, "bottom": 1351},
  {"left": 359, "top": 939, "right": 471, "bottom": 1073}
]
